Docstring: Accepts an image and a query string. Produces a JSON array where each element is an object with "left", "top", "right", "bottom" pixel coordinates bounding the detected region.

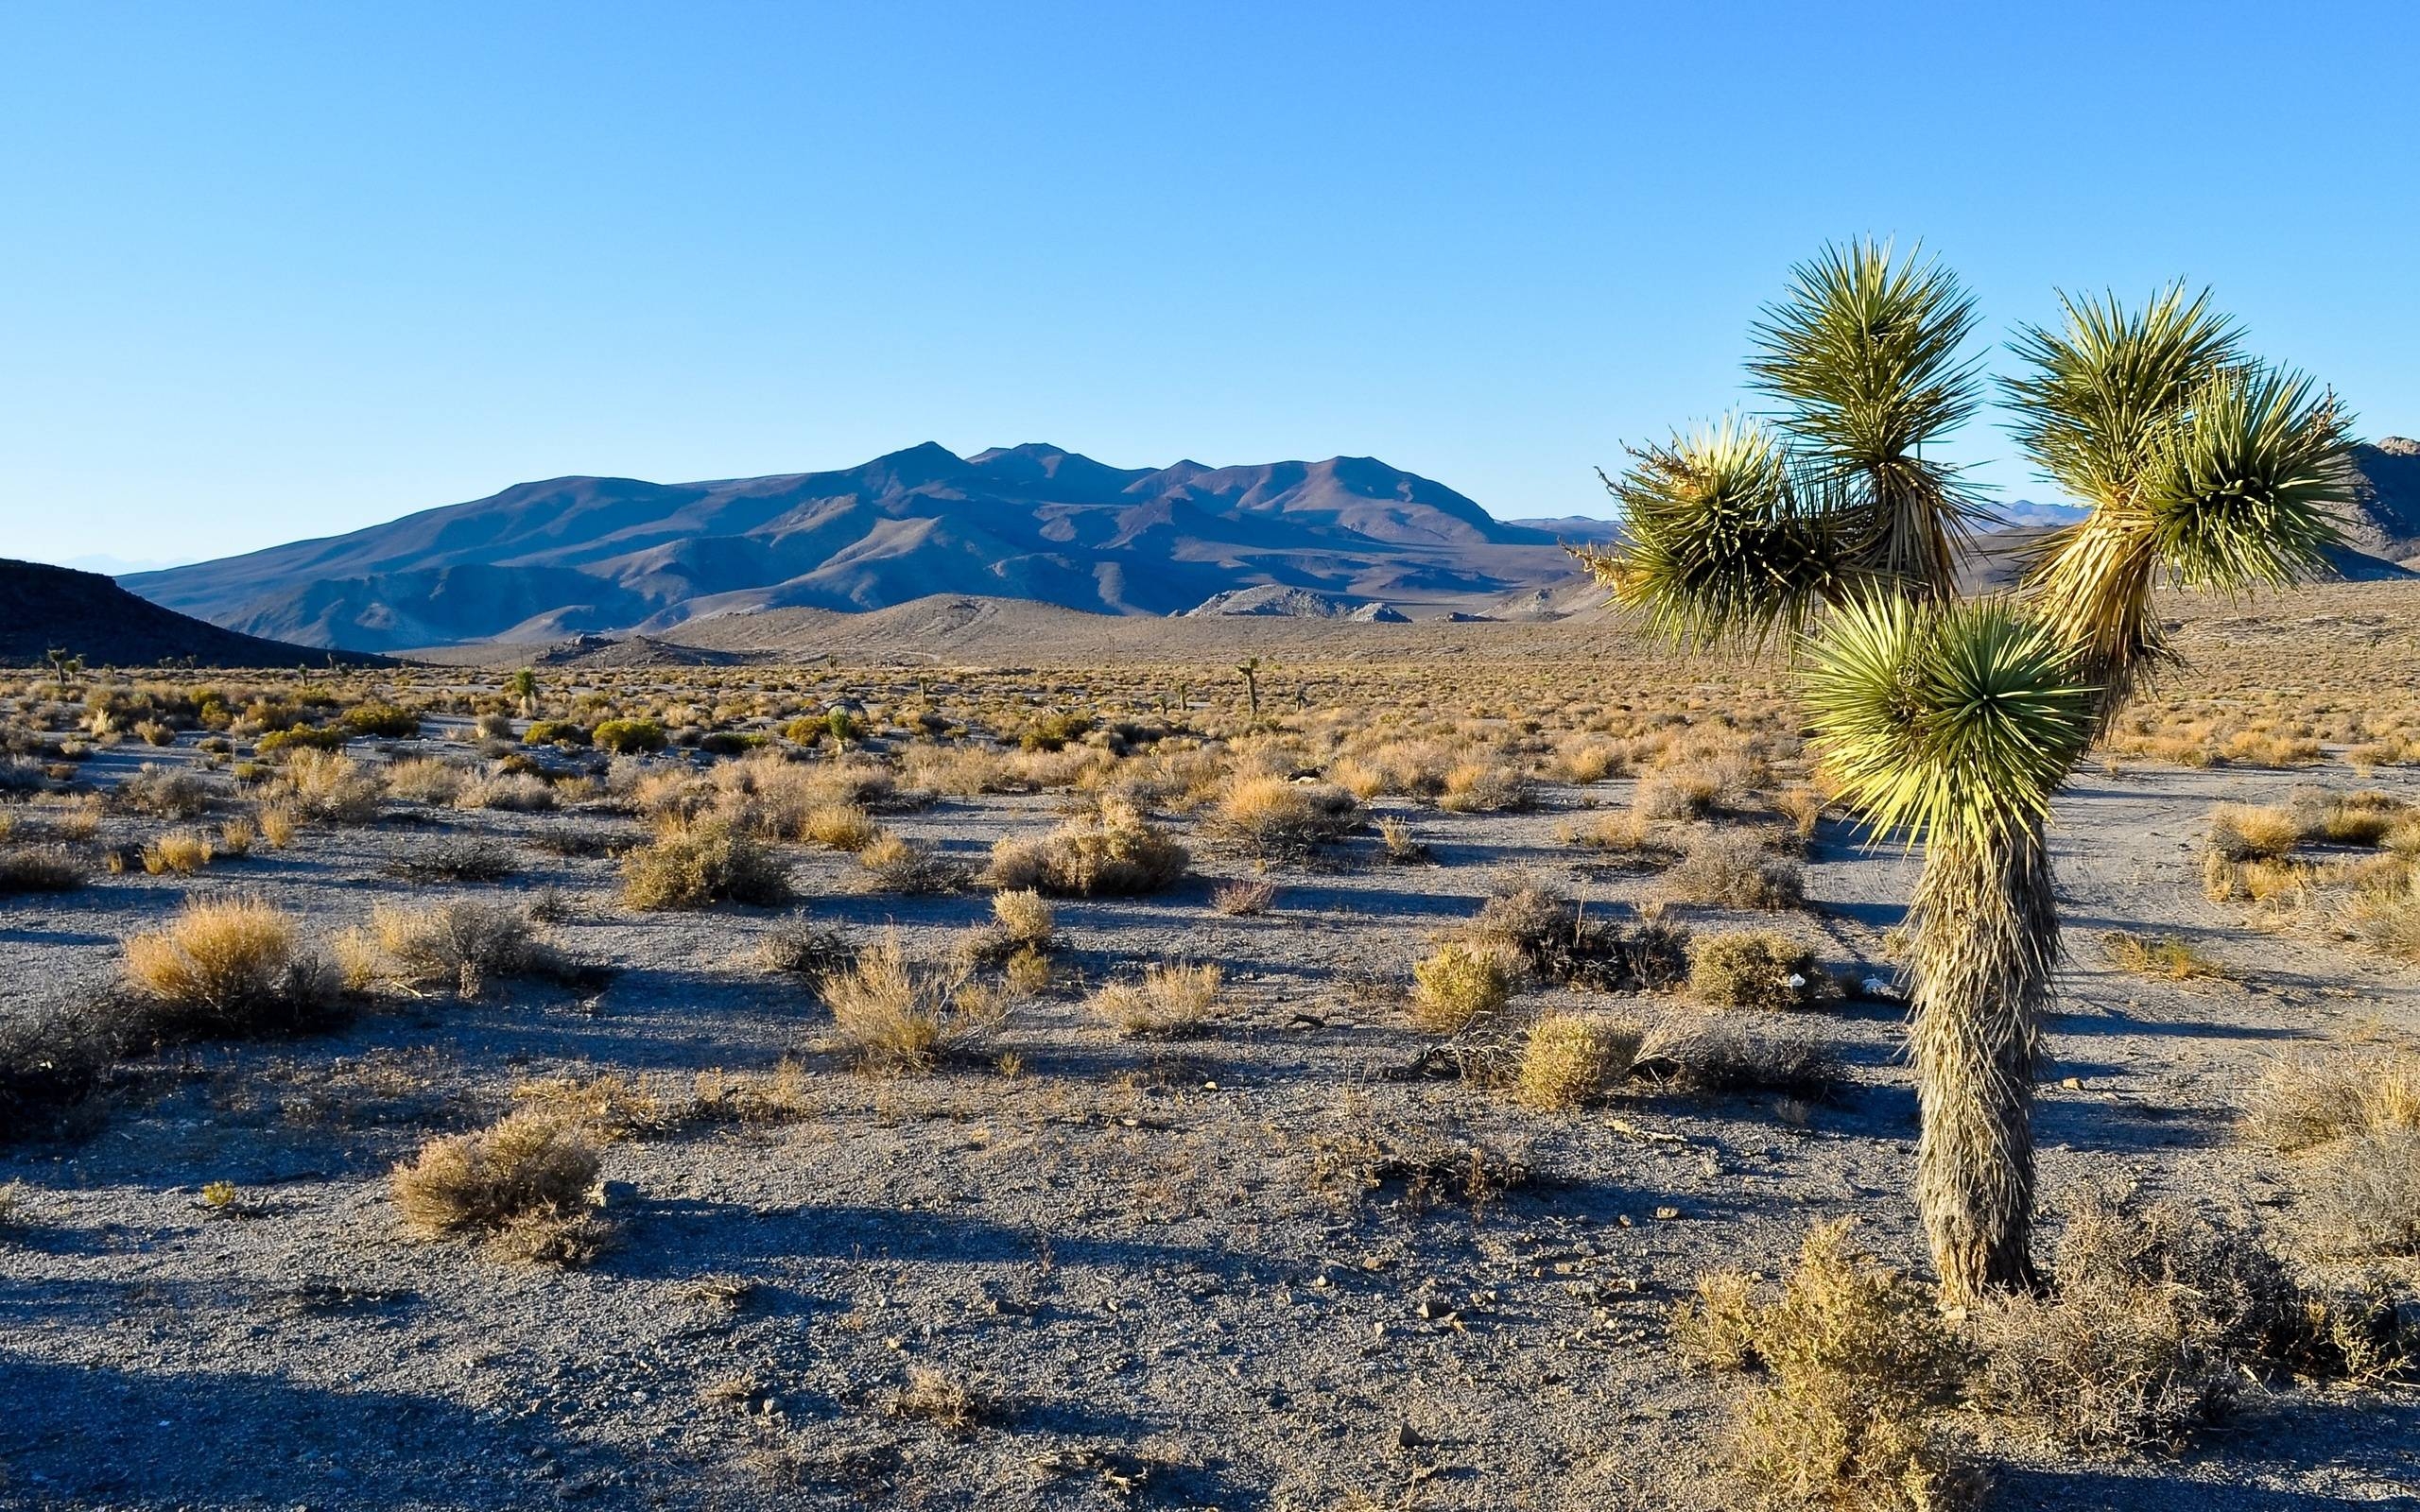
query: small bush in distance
[
  {"left": 822, "top": 930, "right": 1006, "bottom": 1074},
  {"left": 1091, "top": 962, "right": 1223, "bottom": 1038},
  {"left": 592, "top": 718, "right": 667, "bottom": 754},
  {"left": 339, "top": 703, "right": 421, "bottom": 739}
]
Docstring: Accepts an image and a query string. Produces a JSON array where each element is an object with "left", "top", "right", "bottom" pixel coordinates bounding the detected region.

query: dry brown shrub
[
  {"left": 384, "top": 756, "right": 468, "bottom": 804},
  {"left": 855, "top": 833, "right": 969, "bottom": 894},
  {"left": 0, "top": 843, "right": 86, "bottom": 894},
  {"left": 1091, "top": 962, "right": 1223, "bottom": 1038},
  {"left": 1676, "top": 1222, "right": 1978, "bottom": 1511},
  {"left": 1635, "top": 1017, "right": 1839, "bottom": 1096},
  {"left": 2241, "top": 1047, "right": 2420, "bottom": 1153},
  {"left": 1665, "top": 829, "right": 1804, "bottom": 910},
  {"left": 1408, "top": 941, "right": 1513, "bottom": 1035},
  {"left": 1212, "top": 877, "right": 1278, "bottom": 915},
  {"left": 1438, "top": 759, "right": 1534, "bottom": 814},
  {"left": 889, "top": 1366, "right": 1006, "bottom": 1434},
  {"left": 822, "top": 930, "right": 1006, "bottom": 1074},
  {"left": 990, "top": 888, "right": 1053, "bottom": 946},
  {"left": 622, "top": 816, "right": 792, "bottom": 909},
  {"left": 1210, "top": 774, "right": 1360, "bottom": 857},
  {"left": 2099, "top": 930, "right": 2229, "bottom": 981},
  {"left": 984, "top": 799, "right": 1188, "bottom": 897},
  {"left": 280, "top": 748, "right": 382, "bottom": 822},
  {"left": 1513, "top": 1013, "right": 1642, "bottom": 1110},
  {"left": 802, "top": 802, "right": 882, "bottom": 852},
  {"left": 2206, "top": 802, "right": 2300, "bottom": 862},
  {"left": 140, "top": 829, "right": 216, "bottom": 875},
  {"left": 390, "top": 1110, "right": 610, "bottom": 1265},
  {"left": 368, "top": 899, "right": 552, "bottom": 997},
  {"left": 1689, "top": 931, "right": 1823, "bottom": 1011},
  {"left": 121, "top": 895, "right": 340, "bottom": 1041}
]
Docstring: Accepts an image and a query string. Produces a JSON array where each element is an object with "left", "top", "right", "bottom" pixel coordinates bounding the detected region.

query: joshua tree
[
  {"left": 507, "top": 667, "right": 539, "bottom": 719},
  {"left": 1580, "top": 241, "right": 2351, "bottom": 1298},
  {"left": 1236, "top": 658, "right": 1262, "bottom": 721},
  {"left": 45, "top": 648, "right": 82, "bottom": 691}
]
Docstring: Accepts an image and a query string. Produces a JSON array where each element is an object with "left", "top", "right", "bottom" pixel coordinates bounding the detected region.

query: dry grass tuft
[
  {"left": 1676, "top": 1221, "right": 1978, "bottom": 1511},
  {"left": 889, "top": 1366, "right": 1006, "bottom": 1435},
  {"left": 1091, "top": 962, "right": 1224, "bottom": 1039},
  {"left": 1212, "top": 877, "right": 1278, "bottom": 915},
  {"left": 802, "top": 802, "right": 882, "bottom": 852},
  {"left": 1689, "top": 931, "right": 1823, "bottom": 1011},
  {"left": 278, "top": 748, "right": 382, "bottom": 823},
  {"left": 0, "top": 843, "right": 88, "bottom": 894},
  {"left": 991, "top": 888, "right": 1054, "bottom": 947},
  {"left": 140, "top": 829, "right": 216, "bottom": 875},
  {"left": 2206, "top": 802, "right": 2300, "bottom": 862},
  {"left": 390, "top": 1110, "right": 611, "bottom": 1265},
  {"left": 822, "top": 930, "right": 1007, "bottom": 1074},
  {"left": 2100, "top": 930, "right": 2230, "bottom": 981},
  {"left": 2241, "top": 1047, "right": 2420, "bottom": 1153},
  {"left": 1636, "top": 1017, "right": 1840, "bottom": 1096},
  {"left": 854, "top": 833, "right": 970, "bottom": 894}
]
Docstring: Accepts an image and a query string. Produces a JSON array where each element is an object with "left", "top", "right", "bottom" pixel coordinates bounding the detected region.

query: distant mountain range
[{"left": 119, "top": 438, "right": 2420, "bottom": 652}]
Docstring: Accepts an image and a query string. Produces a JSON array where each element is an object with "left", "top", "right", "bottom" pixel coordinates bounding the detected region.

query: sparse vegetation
[{"left": 622, "top": 816, "right": 792, "bottom": 909}]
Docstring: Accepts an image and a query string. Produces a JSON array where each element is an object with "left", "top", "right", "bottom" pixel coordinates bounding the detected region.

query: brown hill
[{"left": 0, "top": 559, "right": 387, "bottom": 668}]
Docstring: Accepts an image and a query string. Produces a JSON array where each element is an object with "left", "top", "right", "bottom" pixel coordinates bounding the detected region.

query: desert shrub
[
  {"left": 1690, "top": 932, "right": 1823, "bottom": 1011},
  {"left": 256, "top": 802, "right": 299, "bottom": 848},
  {"left": 2300, "top": 1130, "right": 2420, "bottom": 1257},
  {"left": 255, "top": 726, "right": 347, "bottom": 756},
  {"left": 0, "top": 843, "right": 87, "bottom": 894},
  {"left": 339, "top": 703, "right": 420, "bottom": 738},
  {"left": 1514, "top": 1013, "right": 1643, "bottom": 1110},
  {"left": 592, "top": 718, "right": 667, "bottom": 754},
  {"left": 985, "top": 799, "right": 1188, "bottom": 897},
  {"left": 216, "top": 816, "right": 255, "bottom": 856},
  {"left": 367, "top": 899, "right": 553, "bottom": 997},
  {"left": 1209, "top": 775, "right": 1360, "bottom": 858},
  {"left": 383, "top": 757, "right": 468, "bottom": 804},
  {"left": 140, "top": 829, "right": 216, "bottom": 876},
  {"left": 1213, "top": 877, "right": 1278, "bottom": 915},
  {"left": 132, "top": 718, "right": 177, "bottom": 747},
  {"left": 385, "top": 838, "right": 516, "bottom": 884},
  {"left": 2241, "top": 1047, "right": 2420, "bottom": 1153},
  {"left": 991, "top": 888, "right": 1053, "bottom": 947},
  {"left": 1674, "top": 1222, "right": 1978, "bottom": 1512},
  {"left": 0, "top": 1002, "right": 112, "bottom": 1135},
  {"left": 1666, "top": 829, "right": 1804, "bottom": 910},
  {"left": 472, "top": 712, "right": 516, "bottom": 741},
  {"left": 623, "top": 816, "right": 792, "bottom": 909},
  {"left": 757, "top": 919, "right": 855, "bottom": 981},
  {"left": 890, "top": 1366, "right": 1008, "bottom": 1434},
  {"left": 1438, "top": 759, "right": 1534, "bottom": 814},
  {"left": 1409, "top": 941, "right": 1513, "bottom": 1034},
  {"left": 2347, "top": 871, "right": 2420, "bottom": 962},
  {"left": 2100, "top": 930, "right": 2228, "bottom": 981},
  {"left": 1305, "top": 1100, "right": 1535, "bottom": 1212},
  {"left": 1091, "top": 962, "right": 1223, "bottom": 1038},
  {"left": 279, "top": 748, "right": 382, "bottom": 822},
  {"left": 458, "top": 772, "right": 557, "bottom": 813},
  {"left": 522, "top": 720, "right": 591, "bottom": 747},
  {"left": 1635, "top": 1017, "right": 1840, "bottom": 1096},
  {"left": 1462, "top": 874, "right": 1645, "bottom": 989},
  {"left": 2206, "top": 802, "right": 2300, "bottom": 862},
  {"left": 1375, "top": 816, "right": 1432, "bottom": 865},
  {"left": 120, "top": 763, "right": 212, "bottom": 818},
  {"left": 821, "top": 930, "right": 1005, "bottom": 1074},
  {"left": 802, "top": 802, "right": 882, "bottom": 852},
  {"left": 1634, "top": 766, "right": 1721, "bottom": 821},
  {"left": 1773, "top": 784, "right": 1824, "bottom": 839},
  {"left": 120, "top": 896, "right": 341, "bottom": 1043},
  {"left": 390, "top": 1110, "right": 610, "bottom": 1265},
  {"left": 855, "top": 833, "right": 969, "bottom": 894},
  {"left": 1969, "top": 1187, "right": 2310, "bottom": 1452},
  {"left": 2294, "top": 788, "right": 2407, "bottom": 847}
]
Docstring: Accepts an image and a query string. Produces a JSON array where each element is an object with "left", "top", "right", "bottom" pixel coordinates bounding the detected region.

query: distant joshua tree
[
  {"left": 1578, "top": 240, "right": 2352, "bottom": 1298},
  {"left": 44, "top": 648, "right": 82, "bottom": 691},
  {"left": 507, "top": 667, "right": 539, "bottom": 719},
  {"left": 1236, "top": 658, "right": 1262, "bottom": 721}
]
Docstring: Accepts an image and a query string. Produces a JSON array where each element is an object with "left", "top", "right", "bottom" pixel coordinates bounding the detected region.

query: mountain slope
[
  {"left": 127, "top": 443, "right": 1592, "bottom": 650},
  {"left": 0, "top": 560, "right": 386, "bottom": 667}
]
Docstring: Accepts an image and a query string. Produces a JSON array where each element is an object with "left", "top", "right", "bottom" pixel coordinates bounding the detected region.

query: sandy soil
[{"left": 3, "top": 748, "right": 2418, "bottom": 1510}]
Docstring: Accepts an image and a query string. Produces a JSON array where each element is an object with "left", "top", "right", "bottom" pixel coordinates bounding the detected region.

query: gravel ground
[{"left": 3, "top": 753, "right": 2417, "bottom": 1511}]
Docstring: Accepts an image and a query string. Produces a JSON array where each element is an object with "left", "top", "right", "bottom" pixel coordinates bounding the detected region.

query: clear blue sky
[{"left": 3, "top": 1, "right": 2414, "bottom": 569}]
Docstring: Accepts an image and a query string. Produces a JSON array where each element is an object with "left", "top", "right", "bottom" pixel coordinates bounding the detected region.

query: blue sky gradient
[{"left": 3, "top": 1, "right": 2413, "bottom": 566}]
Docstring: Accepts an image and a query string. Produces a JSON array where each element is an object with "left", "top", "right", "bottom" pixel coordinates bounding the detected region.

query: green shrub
[
  {"left": 523, "top": 720, "right": 591, "bottom": 747},
  {"left": 256, "top": 726, "right": 347, "bottom": 756},
  {"left": 1689, "top": 931, "right": 1823, "bottom": 1010},
  {"left": 339, "top": 703, "right": 421, "bottom": 738},
  {"left": 592, "top": 718, "right": 667, "bottom": 754}
]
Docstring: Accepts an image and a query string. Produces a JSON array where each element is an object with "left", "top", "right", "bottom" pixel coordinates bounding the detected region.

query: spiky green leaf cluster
[
  {"left": 2142, "top": 367, "right": 2352, "bottom": 590},
  {"left": 1580, "top": 419, "right": 1858, "bottom": 648},
  {"left": 1749, "top": 238, "right": 1990, "bottom": 592},
  {"left": 2001, "top": 285, "right": 2241, "bottom": 504},
  {"left": 1803, "top": 595, "right": 2096, "bottom": 853}
]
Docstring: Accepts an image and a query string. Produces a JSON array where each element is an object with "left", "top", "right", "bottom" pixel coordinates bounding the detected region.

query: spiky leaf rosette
[
  {"left": 1803, "top": 595, "right": 2095, "bottom": 853},
  {"left": 1748, "top": 238, "right": 1988, "bottom": 596},
  {"left": 1575, "top": 418, "right": 1856, "bottom": 648},
  {"left": 2001, "top": 284, "right": 2241, "bottom": 505},
  {"left": 2142, "top": 367, "right": 2353, "bottom": 590}
]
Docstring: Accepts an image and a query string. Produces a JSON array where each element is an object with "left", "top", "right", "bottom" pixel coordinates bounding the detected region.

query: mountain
[
  {"left": 126, "top": 443, "right": 1598, "bottom": 652},
  {"left": 2338, "top": 437, "right": 2420, "bottom": 562},
  {"left": 1989, "top": 499, "right": 2092, "bottom": 528},
  {"left": 0, "top": 560, "right": 387, "bottom": 667}
]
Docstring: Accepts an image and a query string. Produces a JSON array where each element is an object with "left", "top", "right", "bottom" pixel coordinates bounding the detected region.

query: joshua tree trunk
[{"left": 1906, "top": 819, "right": 2059, "bottom": 1299}]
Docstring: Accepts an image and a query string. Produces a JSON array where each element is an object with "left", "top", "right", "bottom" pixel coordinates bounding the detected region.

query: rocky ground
[{"left": 3, "top": 752, "right": 2418, "bottom": 1510}]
